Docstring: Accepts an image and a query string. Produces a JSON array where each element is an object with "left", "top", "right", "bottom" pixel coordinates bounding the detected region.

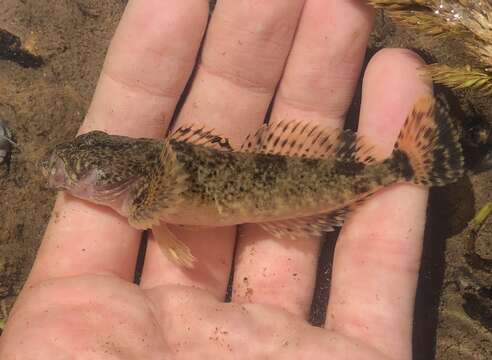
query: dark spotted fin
[
  {"left": 128, "top": 141, "right": 188, "bottom": 229},
  {"left": 171, "top": 124, "right": 233, "bottom": 151},
  {"left": 153, "top": 224, "right": 195, "bottom": 268},
  {"left": 388, "top": 97, "right": 464, "bottom": 186},
  {"left": 258, "top": 208, "right": 349, "bottom": 240},
  {"left": 241, "top": 120, "right": 376, "bottom": 164}
]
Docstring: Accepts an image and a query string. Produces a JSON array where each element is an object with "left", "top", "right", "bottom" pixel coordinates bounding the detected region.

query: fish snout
[{"left": 40, "top": 152, "right": 69, "bottom": 189}]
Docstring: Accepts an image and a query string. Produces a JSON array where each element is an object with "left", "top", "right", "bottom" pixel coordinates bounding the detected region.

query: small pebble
[{"left": 0, "top": 120, "right": 13, "bottom": 164}]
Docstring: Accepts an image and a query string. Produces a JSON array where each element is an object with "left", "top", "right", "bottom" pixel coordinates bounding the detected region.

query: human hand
[{"left": 0, "top": 1, "right": 431, "bottom": 359}]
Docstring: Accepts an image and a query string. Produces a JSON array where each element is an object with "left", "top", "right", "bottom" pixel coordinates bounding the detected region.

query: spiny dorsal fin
[
  {"left": 128, "top": 141, "right": 188, "bottom": 229},
  {"left": 258, "top": 208, "right": 349, "bottom": 240},
  {"left": 240, "top": 119, "right": 376, "bottom": 164},
  {"left": 171, "top": 124, "right": 233, "bottom": 151}
]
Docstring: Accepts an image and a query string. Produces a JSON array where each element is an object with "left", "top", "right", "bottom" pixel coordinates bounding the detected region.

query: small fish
[{"left": 41, "top": 98, "right": 464, "bottom": 268}]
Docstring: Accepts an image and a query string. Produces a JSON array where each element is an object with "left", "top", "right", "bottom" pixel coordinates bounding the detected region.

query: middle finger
[
  {"left": 140, "top": 0, "right": 306, "bottom": 299},
  {"left": 233, "top": 0, "right": 374, "bottom": 318}
]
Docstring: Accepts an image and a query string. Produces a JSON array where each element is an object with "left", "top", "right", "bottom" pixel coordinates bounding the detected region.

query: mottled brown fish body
[
  {"left": 41, "top": 97, "right": 464, "bottom": 267},
  {"left": 163, "top": 140, "right": 398, "bottom": 226}
]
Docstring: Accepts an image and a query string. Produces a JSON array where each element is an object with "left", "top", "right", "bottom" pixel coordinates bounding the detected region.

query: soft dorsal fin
[
  {"left": 336, "top": 130, "right": 377, "bottom": 164},
  {"left": 171, "top": 124, "right": 233, "bottom": 151},
  {"left": 241, "top": 120, "right": 338, "bottom": 158},
  {"left": 240, "top": 119, "right": 376, "bottom": 164}
]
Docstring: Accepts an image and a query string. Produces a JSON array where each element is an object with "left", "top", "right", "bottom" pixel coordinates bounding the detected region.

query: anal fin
[
  {"left": 153, "top": 224, "right": 196, "bottom": 268},
  {"left": 258, "top": 208, "right": 349, "bottom": 240}
]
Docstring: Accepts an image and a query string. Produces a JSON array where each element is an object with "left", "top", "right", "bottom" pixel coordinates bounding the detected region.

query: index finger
[{"left": 27, "top": 0, "right": 209, "bottom": 285}]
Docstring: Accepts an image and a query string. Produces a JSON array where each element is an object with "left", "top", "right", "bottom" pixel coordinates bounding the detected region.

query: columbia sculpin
[{"left": 42, "top": 98, "right": 464, "bottom": 268}]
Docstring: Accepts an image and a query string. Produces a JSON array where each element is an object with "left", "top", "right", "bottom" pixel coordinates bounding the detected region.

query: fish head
[
  {"left": 41, "top": 131, "right": 114, "bottom": 191},
  {"left": 41, "top": 131, "right": 161, "bottom": 214}
]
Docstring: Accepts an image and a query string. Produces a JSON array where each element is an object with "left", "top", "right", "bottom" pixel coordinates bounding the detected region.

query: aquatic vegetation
[
  {"left": 465, "top": 201, "right": 492, "bottom": 272},
  {"left": 369, "top": 0, "right": 492, "bottom": 96},
  {"left": 426, "top": 64, "right": 492, "bottom": 95}
]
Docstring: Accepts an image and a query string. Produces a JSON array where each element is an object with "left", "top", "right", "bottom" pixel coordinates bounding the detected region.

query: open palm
[{"left": 0, "top": 1, "right": 431, "bottom": 359}]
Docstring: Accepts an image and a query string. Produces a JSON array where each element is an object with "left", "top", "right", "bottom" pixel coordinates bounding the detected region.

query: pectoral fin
[
  {"left": 152, "top": 224, "right": 196, "bottom": 268},
  {"left": 128, "top": 141, "right": 188, "bottom": 230},
  {"left": 128, "top": 125, "right": 233, "bottom": 229}
]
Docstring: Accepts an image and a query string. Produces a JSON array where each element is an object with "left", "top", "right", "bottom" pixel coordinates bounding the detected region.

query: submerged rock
[{"left": 0, "top": 120, "right": 13, "bottom": 165}]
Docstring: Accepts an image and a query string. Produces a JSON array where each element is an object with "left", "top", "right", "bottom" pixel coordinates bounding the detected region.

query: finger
[
  {"left": 232, "top": 0, "right": 373, "bottom": 318},
  {"left": 82, "top": 0, "right": 208, "bottom": 137},
  {"left": 140, "top": 0, "right": 306, "bottom": 299},
  {"left": 27, "top": 0, "right": 209, "bottom": 285},
  {"left": 326, "top": 49, "right": 432, "bottom": 360}
]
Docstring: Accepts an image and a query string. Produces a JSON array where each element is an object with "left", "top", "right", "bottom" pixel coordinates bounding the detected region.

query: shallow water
[{"left": 0, "top": 2, "right": 490, "bottom": 358}]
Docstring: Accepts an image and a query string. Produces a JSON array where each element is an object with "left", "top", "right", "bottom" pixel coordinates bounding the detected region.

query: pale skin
[{"left": 0, "top": 1, "right": 432, "bottom": 359}]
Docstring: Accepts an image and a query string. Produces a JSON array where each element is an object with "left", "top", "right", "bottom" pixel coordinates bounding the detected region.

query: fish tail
[{"left": 389, "top": 97, "right": 464, "bottom": 186}]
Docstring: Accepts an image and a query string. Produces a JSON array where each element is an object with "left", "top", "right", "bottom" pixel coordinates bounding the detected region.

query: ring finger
[{"left": 232, "top": 0, "right": 374, "bottom": 318}]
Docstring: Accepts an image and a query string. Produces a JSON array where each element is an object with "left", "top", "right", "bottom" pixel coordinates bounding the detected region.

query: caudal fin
[{"left": 390, "top": 97, "right": 464, "bottom": 186}]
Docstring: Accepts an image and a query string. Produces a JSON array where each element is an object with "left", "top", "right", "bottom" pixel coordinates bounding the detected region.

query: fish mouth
[{"left": 40, "top": 153, "right": 71, "bottom": 190}]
